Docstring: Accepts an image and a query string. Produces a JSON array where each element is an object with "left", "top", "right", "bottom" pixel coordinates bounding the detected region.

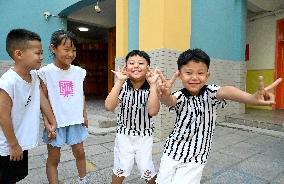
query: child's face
[
  {"left": 179, "top": 61, "right": 209, "bottom": 96},
  {"left": 126, "top": 55, "right": 148, "bottom": 82},
  {"left": 51, "top": 39, "right": 76, "bottom": 69},
  {"left": 20, "top": 40, "right": 43, "bottom": 70}
]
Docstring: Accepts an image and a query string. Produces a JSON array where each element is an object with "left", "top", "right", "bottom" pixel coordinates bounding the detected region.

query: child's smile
[
  {"left": 179, "top": 61, "right": 209, "bottom": 96},
  {"left": 126, "top": 55, "right": 148, "bottom": 81}
]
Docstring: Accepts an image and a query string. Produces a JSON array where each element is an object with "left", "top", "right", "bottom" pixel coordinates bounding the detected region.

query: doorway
[
  {"left": 68, "top": 21, "right": 114, "bottom": 98},
  {"left": 275, "top": 18, "right": 284, "bottom": 109}
]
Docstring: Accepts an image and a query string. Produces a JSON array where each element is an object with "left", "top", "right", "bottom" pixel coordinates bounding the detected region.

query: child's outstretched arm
[
  {"left": 105, "top": 66, "right": 128, "bottom": 111},
  {"left": 39, "top": 80, "right": 57, "bottom": 139},
  {"left": 217, "top": 76, "right": 282, "bottom": 105},
  {"left": 146, "top": 67, "right": 160, "bottom": 116},
  {"left": 0, "top": 89, "right": 23, "bottom": 161},
  {"left": 157, "top": 70, "right": 179, "bottom": 106}
]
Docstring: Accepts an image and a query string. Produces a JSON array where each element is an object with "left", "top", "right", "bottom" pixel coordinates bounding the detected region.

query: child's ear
[
  {"left": 50, "top": 44, "right": 56, "bottom": 53},
  {"left": 14, "top": 50, "right": 22, "bottom": 59},
  {"left": 207, "top": 72, "right": 210, "bottom": 78}
]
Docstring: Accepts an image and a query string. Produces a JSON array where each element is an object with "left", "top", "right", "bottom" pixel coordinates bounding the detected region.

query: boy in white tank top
[{"left": 0, "top": 29, "right": 57, "bottom": 183}]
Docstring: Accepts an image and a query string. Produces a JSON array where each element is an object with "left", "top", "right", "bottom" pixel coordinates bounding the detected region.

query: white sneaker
[{"left": 77, "top": 176, "right": 88, "bottom": 184}]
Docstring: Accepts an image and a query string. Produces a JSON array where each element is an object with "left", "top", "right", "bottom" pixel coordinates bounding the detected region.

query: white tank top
[{"left": 0, "top": 69, "right": 40, "bottom": 156}]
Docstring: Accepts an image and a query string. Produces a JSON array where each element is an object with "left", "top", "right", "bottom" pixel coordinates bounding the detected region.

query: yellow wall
[
  {"left": 246, "top": 69, "right": 274, "bottom": 110},
  {"left": 139, "top": 0, "right": 164, "bottom": 50},
  {"left": 164, "top": 0, "right": 190, "bottom": 50},
  {"left": 139, "top": 0, "right": 191, "bottom": 51},
  {"left": 116, "top": 0, "right": 128, "bottom": 57}
]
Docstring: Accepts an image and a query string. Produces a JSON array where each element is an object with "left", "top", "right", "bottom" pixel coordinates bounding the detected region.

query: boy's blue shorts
[{"left": 42, "top": 124, "right": 88, "bottom": 147}]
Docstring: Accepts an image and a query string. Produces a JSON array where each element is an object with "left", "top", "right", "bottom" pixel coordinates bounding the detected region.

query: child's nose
[{"left": 191, "top": 74, "right": 198, "bottom": 79}]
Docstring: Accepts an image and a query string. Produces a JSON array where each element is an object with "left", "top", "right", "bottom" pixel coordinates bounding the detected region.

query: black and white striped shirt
[
  {"left": 164, "top": 84, "right": 226, "bottom": 164},
  {"left": 117, "top": 79, "right": 154, "bottom": 136}
]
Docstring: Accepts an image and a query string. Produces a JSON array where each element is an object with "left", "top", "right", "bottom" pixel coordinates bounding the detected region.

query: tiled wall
[{"left": 117, "top": 48, "right": 247, "bottom": 139}]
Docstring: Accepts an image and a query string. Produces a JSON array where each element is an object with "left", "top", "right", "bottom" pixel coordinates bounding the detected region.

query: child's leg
[
  {"left": 172, "top": 162, "right": 205, "bottom": 184},
  {"left": 146, "top": 175, "right": 157, "bottom": 184},
  {"left": 112, "top": 134, "right": 135, "bottom": 184},
  {"left": 46, "top": 145, "right": 61, "bottom": 184},
  {"left": 111, "top": 174, "right": 125, "bottom": 184},
  {"left": 135, "top": 136, "right": 157, "bottom": 184},
  {"left": 71, "top": 142, "right": 86, "bottom": 179},
  {"left": 155, "top": 154, "right": 178, "bottom": 184}
]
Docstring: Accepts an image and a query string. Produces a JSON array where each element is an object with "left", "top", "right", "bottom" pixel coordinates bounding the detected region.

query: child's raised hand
[
  {"left": 146, "top": 66, "right": 159, "bottom": 85},
  {"left": 253, "top": 76, "right": 282, "bottom": 105},
  {"left": 158, "top": 70, "right": 179, "bottom": 96},
  {"left": 111, "top": 65, "right": 128, "bottom": 81}
]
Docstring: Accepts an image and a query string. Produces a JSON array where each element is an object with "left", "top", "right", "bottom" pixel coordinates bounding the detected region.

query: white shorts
[
  {"left": 113, "top": 133, "right": 156, "bottom": 180},
  {"left": 156, "top": 154, "right": 205, "bottom": 184}
]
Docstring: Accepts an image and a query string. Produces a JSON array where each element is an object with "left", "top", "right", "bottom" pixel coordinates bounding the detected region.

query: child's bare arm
[
  {"left": 146, "top": 67, "right": 160, "bottom": 116},
  {"left": 105, "top": 66, "right": 128, "bottom": 111},
  {"left": 39, "top": 80, "right": 57, "bottom": 139},
  {"left": 0, "top": 89, "right": 23, "bottom": 161},
  {"left": 83, "top": 96, "right": 88, "bottom": 128},
  {"left": 217, "top": 76, "right": 282, "bottom": 105},
  {"left": 158, "top": 70, "right": 179, "bottom": 106}
]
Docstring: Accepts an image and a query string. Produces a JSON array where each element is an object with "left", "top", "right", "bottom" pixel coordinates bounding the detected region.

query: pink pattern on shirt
[{"left": 59, "top": 81, "right": 74, "bottom": 97}]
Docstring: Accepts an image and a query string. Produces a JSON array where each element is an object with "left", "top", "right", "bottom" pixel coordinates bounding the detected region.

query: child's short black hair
[
  {"left": 6, "top": 28, "right": 41, "bottom": 59},
  {"left": 177, "top": 49, "right": 210, "bottom": 70},
  {"left": 50, "top": 30, "right": 77, "bottom": 56},
  {"left": 125, "top": 50, "right": 150, "bottom": 65}
]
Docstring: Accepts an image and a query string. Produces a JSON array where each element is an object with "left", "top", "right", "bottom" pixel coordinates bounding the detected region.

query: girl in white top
[{"left": 38, "top": 30, "right": 88, "bottom": 184}]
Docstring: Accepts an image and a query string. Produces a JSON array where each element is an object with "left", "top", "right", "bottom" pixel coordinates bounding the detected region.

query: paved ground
[
  {"left": 17, "top": 123, "right": 283, "bottom": 184},
  {"left": 17, "top": 98, "right": 284, "bottom": 184}
]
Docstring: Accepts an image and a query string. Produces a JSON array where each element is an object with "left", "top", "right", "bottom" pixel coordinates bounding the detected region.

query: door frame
[
  {"left": 108, "top": 27, "right": 116, "bottom": 93},
  {"left": 274, "top": 18, "right": 284, "bottom": 109}
]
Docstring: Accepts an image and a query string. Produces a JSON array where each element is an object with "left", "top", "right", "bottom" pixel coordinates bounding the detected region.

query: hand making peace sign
[
  {"left": 146, "top": 66, "right": 159, "bottom": 85},
  {"left": 111, "top": 65, "right": 128, "bottom": 82},
  {"left": 253, "top": 76, "right": 282, "bottom": 105},
  {"left": 157, "top": 70, "right": 180, "bottom": 96}
]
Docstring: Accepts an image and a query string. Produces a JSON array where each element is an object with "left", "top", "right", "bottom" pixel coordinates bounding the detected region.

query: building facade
[{"left": 2, "top": 0, "right": 281, "bottom": 139}]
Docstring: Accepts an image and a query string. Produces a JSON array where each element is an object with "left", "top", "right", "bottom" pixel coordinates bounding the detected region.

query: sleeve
[
  {"left": 0, "top": 74, "right": 14, "bottom": 100},
  {"left": 82, "top": 68, "right": 87, "bottom": 81},
  {"left": 37, "top": 67, "right": 47, "bottom": 85},
  {"left": 169, "top": 90, "right": 183, "bottom": 113},
  {"left": 207, "top": 84, "right": 227, "bottom": 109},
  {"left": 118, "top": 81, "right": 127, "bottom": 101}
]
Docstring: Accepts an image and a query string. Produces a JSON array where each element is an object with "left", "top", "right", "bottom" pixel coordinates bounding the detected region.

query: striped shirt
[
  {"left": 164, "top": 84, "right": 227, "bottom": 164},
  {"left": 116, "top": 79, "right": 154, "bottom": 136}
]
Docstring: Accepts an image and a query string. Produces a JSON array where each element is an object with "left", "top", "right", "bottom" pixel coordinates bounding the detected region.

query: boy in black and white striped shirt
[
  {"left": 156, "top": 49, "right": 282, "bottom": 184},
  {"left": 105, "top": 50, "right": 160, "bottom": 184}
]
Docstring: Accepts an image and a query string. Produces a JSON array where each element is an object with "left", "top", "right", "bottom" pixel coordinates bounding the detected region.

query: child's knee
[
  {"left": 73, "top": 149, "right": 85, "bottom": 160},
  {"left": 47, "top": 156, "right": 60, "bottom": 165}
]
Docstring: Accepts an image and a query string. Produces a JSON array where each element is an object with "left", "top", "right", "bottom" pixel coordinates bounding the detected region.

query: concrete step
[
  {"left": 225, "top": 109, "right": 284, "bottom": 132},
  {"left": 88, "top": 114, "right": 116, "bottom": 128}
]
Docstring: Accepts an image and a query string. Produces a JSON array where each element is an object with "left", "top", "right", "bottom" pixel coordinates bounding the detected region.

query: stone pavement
[
  {"left": 17, "top": 124, "right": 283, "bottom": 184},
  {"left": 17, "top": 98, "right": 284, "bottom": 184}
]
